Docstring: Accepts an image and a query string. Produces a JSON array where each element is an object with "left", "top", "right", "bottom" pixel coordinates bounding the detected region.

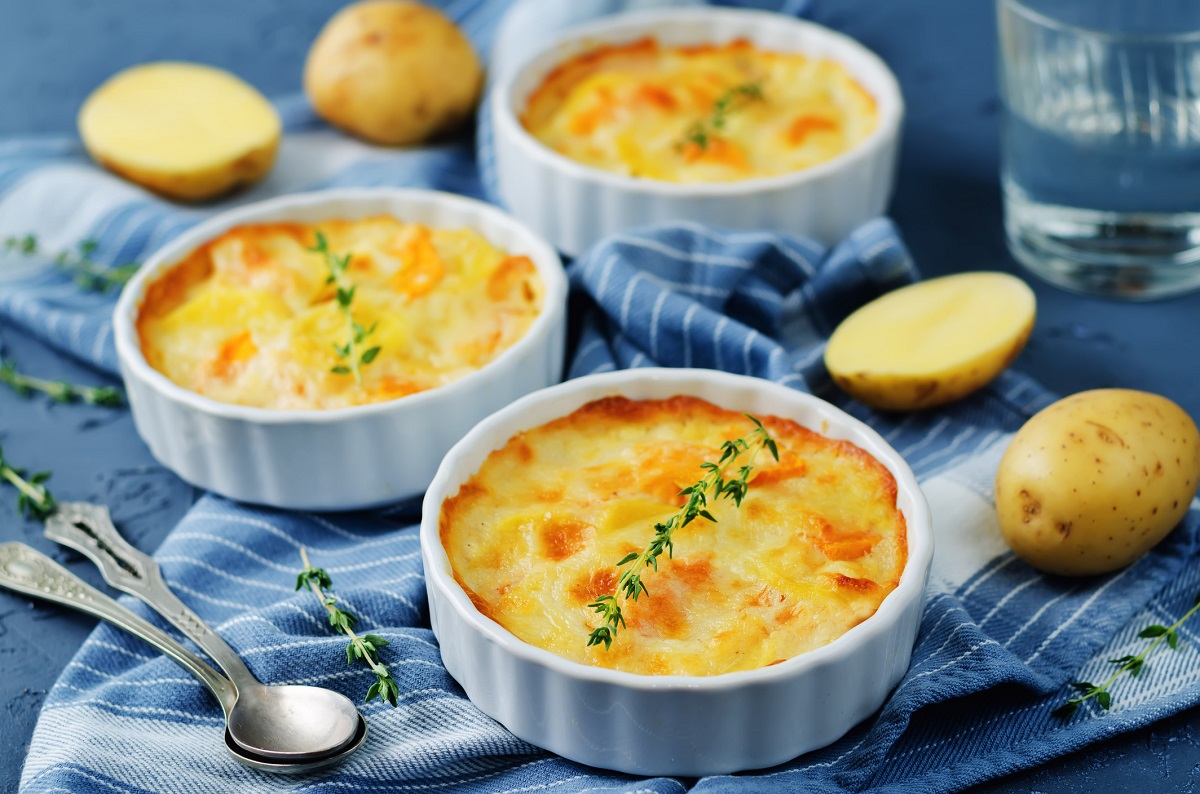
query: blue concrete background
[{"left": 2, "top": 0, "right": 1200, "bottom": 791}]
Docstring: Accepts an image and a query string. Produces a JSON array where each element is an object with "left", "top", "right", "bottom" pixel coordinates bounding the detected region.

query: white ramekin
[
  {"left": 421, "top": 368, "right": 932, "bottom": 776},
  {"left": 113, "top": 188, "right": 567, "bottom": 511},
  {"left": 491, "top": 7, "right": 905, "bottom": 257}
]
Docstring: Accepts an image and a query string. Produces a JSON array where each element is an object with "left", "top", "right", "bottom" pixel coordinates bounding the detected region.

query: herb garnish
[
  {"left": 0, "top": 356, "right": 123, "bottom": 407},
  {"left": 309, "top": 232, "right": 380, "bottom": 386},
  {"left": 0, "top": 444, "right": 57, "bottom": 521},
  {"left": 296, "top": 548, "right": 399, "bottom": 707},
  {"left": 586, "top": 415, "right": 780, "bottom": 650},
  {"left": 1053, "top": 591, "right": 1200, "bottom": 719},
  {"left": 3, "top": 234, "right": 139, "bottom": 293},
  {"left": 678, "top": 82, "right": 764, "bottom": 153}
]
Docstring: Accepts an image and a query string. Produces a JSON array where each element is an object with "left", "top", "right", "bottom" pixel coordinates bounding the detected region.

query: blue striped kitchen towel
[
  {"left": 2, "top": 0, "right": 1200, "bottom": 792},
  {"left": 12, "top": 213, "right": 1200, "bottom": 793}
]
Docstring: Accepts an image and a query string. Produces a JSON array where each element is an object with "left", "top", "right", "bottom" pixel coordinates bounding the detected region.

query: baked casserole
[
  {"left": 136, "top": 217, "right": 544, "bottom": 410},
  {"left": 521, "top": 37, "right": 879, "bottom": 183},
  {"left": 439, "top": 393, "right": 907, "bottom": 676}
]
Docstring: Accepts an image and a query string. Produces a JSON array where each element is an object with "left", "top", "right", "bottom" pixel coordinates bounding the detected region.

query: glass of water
[{"left": 998, "top": 0, "right": 1200, "bottom": 299}]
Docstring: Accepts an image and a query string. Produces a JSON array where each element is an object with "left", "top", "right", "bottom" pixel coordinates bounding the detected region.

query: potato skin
[
  {"left": 304, "top": 0, "right": 483, "bottom": 146},
  {"left": 824, "top": 272, "right": 1036, "bottom": 412},
  {"left": 78, "top": 62, "right": 280, "bottom": 202},
  {"left": 87, "top": 139, "right": 277, "bottom": 203},
  {"left": 995, "top": 389, "right": 1200, "bottom": 576},
  {"left": 829, "top": 326, "right": 1031, "bottom": 412}
]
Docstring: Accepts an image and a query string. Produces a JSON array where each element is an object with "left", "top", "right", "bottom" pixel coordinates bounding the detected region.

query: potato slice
[
  {"left": 824, "top": 272, "right": 1036, "bottom": 411},
  {"left": 78, "top": 62, "right": 281, "bottom": 202}
]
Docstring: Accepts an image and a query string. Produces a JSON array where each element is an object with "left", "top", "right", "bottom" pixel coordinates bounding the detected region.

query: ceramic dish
[
  {"left": 112, "top": 188, "right": 567, "bottom": 510},
  {"left": 420, "top": 368, "right": 932, "bottom": 775},
  {"left": 491, "top": 7, "right": 904, "bottom": 257}
]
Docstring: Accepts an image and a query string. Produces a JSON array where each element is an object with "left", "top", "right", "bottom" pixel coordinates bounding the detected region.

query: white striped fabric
[{"left": 4, "top": 1, "right": 1200, "bottom": 792}]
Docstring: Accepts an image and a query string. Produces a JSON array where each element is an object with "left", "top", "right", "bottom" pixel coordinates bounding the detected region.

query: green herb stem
[
  {"left": 296, "top": 547, "right": 398, "bottom": 707},
  {"left": 3, "top": 235, "right": 138, "bottom": 293},
  {"left": 678, "top": 82, "right": 764, "bottom": 153},
  {"left": 1, "top": 466, "right": 45, "bottom": 507},
  {"left": 309, "top": 232, "right": 380, "bottom": 386},
  {"left": 0, "top": 357, "right": 123, "bottom": 406},
  {"left": 1054, "top": 592, "right": 1200, "bottom": 718},
  {"left": 586, "top": 415, "right": 780, "bottom": 650},
  {"left": 0, "top": 444, "right": 57, "bottom": 521}
]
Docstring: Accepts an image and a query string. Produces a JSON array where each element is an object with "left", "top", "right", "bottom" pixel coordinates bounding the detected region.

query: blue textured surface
[{"left": 2, "top": 0, "right": 1200, "bottom": 792}]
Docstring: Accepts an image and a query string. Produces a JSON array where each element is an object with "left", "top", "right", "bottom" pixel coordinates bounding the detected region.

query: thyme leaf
[
  {"left": 2, "top": 234, "right": 139, "bottom": 293},
  {"left": 0, "top": 355, "right": 123, "bottom": 407},
  {"left": 586, "top": 415, "right": 780, "bottom": 650},
  {"left": 309, "top": 232, "right": 380, "bottom": 386},
  {"left": 677, "top": 82, "right": 764, "bottom": 153},
  {"left": 1054, "top": 591, "right": 1200, "bottom": 718},
  {"left": 0, "top": 444, "right": 57, "bottom": 521},
  {"left": 297, "top": 548, "right": 399, "bottom": 707}
]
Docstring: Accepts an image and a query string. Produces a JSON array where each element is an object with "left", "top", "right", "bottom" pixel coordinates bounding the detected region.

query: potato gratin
[
  {"left": 521, "top": 38, "right": 878, "bottom": 183},
  {"left": 440, "top": 395, "right": 907, "bottom": 676},
  {"left": 137, "top": 218, "right": 544, "bottom": 410}
]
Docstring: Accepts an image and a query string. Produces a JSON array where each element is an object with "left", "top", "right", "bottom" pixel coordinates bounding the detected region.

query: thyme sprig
[
  {"left": 0, "top": 444, "right": 57, "bottom": 521},
  {"left": 1053, "top": 591, "right": 1200, "bottom": 719},
  {"left": 0, "top": 356, "right": 123, "bottom": 407},
  {"left": 309, "top": 231, "right": 380, "bottom": 386},
  {"left": 678, "top": 82, "right": 764, "bottom": 153},
  {"left": 586, "top": 415, "right": 779, "bottom": 651},
  {"left": 2, "top": 234, "right": 139, "bottom": 293},
  {"left": 296, "top": 548, "right": 398, "bottom": 707}
]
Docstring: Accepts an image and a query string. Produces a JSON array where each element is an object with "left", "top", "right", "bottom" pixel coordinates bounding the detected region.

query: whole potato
[
  {"left": 304, "top": 0, "right": 483, "bottom": 146},
  {"left": 995, "top": 389, "right": 1200, "bottom": 576}
]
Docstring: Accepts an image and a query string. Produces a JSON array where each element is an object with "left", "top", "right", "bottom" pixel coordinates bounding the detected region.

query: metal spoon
[
  {"left": 44, "top": 503, "right": 363, "bottom": 762},
  {"left": 0, "top": 542, "right": 365, "bottom": 774}
]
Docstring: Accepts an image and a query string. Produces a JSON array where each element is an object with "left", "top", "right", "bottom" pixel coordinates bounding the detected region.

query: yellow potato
[
  {"left": 824, "top": 272, "right": 1036, "bottom": 411},
  {"left": 304, "top": 0, "right": 483, "bottom": 146},
  {"left": 995, "top": 389, "right": 1200, "bottom": 576},
  {"left": 78, "top": 62, "right": 281, "bottom": 202}
]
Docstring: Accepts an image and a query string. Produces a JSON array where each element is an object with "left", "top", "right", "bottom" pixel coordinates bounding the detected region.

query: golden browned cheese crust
[
  {"left": 440, "top": 395, "right": 907, "bottom": 676},
  {"left": 136, "top": 218, "right": 543, "bottom": 410},
  {"left": 521, "top": 38, "right": 879, "bottom": 183}
]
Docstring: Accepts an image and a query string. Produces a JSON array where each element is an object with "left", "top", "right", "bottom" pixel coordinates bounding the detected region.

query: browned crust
[{"left": 439, "top": 395, "right": 910, "bottom": 667}]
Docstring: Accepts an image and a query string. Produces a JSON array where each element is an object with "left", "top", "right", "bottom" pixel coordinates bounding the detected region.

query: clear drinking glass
[{"left": 997, "top": 0, "right": 1200, "bottom": 299}]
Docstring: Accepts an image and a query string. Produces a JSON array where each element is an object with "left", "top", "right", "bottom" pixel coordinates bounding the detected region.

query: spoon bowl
[
  {"left": 227, "top": 683, "right": 363, "bottom": 758},
  {"left": 44, "top": 503, "right": 366, "bottom": 761},
  {"left": 0, "top": 542, "right": 365, "bottom": 774},
  {"left": 225, "top": 715, "right": 368, "bottom": 774}
]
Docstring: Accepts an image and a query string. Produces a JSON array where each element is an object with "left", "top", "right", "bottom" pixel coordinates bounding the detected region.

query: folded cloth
[
  {"left": 13, "top": 213, "right": 1200, "bottom": 793},
  {"left": 3, "top": 0, "right": 1200, "bottom": 792}
]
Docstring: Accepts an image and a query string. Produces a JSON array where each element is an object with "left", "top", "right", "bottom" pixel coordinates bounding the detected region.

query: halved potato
[
  {"left": 824, "top": 272, "right": 1036, "bottom": 411},
  {"left": 78, "top": 62, "right": 281, "bottom": 202}
]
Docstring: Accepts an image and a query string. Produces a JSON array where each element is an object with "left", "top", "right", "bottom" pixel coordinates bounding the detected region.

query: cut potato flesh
[
  {"left": 824, "top": 272, "right": 1036, "bottom": 411},
  {"left": 78, "top": 62, "right": 281, "bottom": 201}
]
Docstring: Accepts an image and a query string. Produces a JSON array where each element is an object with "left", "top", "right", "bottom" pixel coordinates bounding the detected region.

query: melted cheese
[
  {"left": 440, "top": 395, "right": 907, "bottom": 676},
  {"left": 137, "top": 218, "right": 544, "bottom": 410},
  {"left": 522, "top": 38, "right": 879, "bottom": 183}
]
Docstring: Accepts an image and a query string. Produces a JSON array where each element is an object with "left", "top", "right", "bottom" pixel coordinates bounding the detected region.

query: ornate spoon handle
[
  {"left": 0, "top": 541, "right": 236, "bottom": 715},
  {"left": 45, "top": 502, "right": 258, "bottom": 688}
]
